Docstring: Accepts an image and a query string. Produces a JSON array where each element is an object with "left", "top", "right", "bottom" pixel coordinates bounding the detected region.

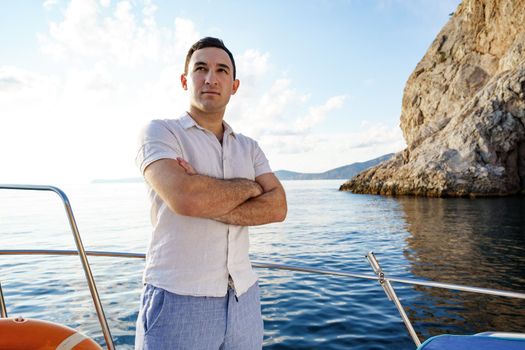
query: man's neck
[{"left": 188, "top": 107, "right": 225, "bottom": 141}]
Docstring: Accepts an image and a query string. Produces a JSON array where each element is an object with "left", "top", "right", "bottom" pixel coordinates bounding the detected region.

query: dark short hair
[{"left": 184, "top": 37, "right": 237, "bottom": 79}]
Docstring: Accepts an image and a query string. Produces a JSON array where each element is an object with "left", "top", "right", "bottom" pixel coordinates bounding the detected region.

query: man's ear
[
  {"left": 231, "top": 79, "right": 240, "bottom": 95},
  {"left": 181, "top": 74, "right": 188, "bottom": 90}
]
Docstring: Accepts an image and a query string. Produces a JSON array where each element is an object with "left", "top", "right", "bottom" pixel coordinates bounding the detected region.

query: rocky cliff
[{"left": 341, "top": 0, "right": 525, "bottom": 197}]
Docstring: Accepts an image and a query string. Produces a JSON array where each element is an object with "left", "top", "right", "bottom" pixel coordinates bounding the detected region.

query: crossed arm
[{"left": 144, "top": 157, "right": 287, "bottom": 225}]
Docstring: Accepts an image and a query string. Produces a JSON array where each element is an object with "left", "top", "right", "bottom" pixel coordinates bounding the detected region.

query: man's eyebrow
[
  {"left": 193, "top": 61, "right": 231, "bottom": 71},
  {"left": 217, "top": 63, "right": 231, "bottom": 71}
]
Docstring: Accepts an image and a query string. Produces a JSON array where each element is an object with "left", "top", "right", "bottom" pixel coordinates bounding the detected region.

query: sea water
[{"left": 1, "top": 180, "right": 524, "bottom": 349}]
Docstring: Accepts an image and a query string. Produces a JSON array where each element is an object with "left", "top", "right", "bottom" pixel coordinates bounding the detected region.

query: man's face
[{"left": 181, "top": 47, "right": 239, "bottom": 115}]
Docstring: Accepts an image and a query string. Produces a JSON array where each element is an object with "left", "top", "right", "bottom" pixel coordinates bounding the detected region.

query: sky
[{"left": 0, "top": 0, "right": 461, "bottom": 184}]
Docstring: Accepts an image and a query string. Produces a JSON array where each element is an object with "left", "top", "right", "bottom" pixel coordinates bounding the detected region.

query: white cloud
[
  {"left": 229, "top": 50, "right": 343, "bottom": 141},
  {"left": 2, "top": 0, "right": 401, "bottom": 183},
  {"left": 294, "top": 95, "right": 346, "bottom": 133},
  {"left": 266, "top": 123, "right": 406, "bottom": 173},
  {"left": 230, "top": 73, "right": 346, "bottom": 141},
  {"left": 172, "top": 18, "right": 200, "bottom": 60},
  {"left": 38, "top": 0, "right": 199, "bottom": 66},
  {"left": 0, "top": 66, "right": 59, "bottom": 102},
  {"left": 236, "top": 49, "right": 270, "bottom": 80},
  {"left": 43, "top": 0, "right": 59, "bottom": 10},
  {"left": 345, "top": 121, "right": 406, "bottom": 149}
]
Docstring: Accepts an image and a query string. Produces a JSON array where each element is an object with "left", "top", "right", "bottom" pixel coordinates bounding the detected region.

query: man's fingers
[
  {"left": 177, "top": 157, "right": 197, "bottom": 175},
  {"left": 176, "top": 158, "right": 189, "bottom": 170}
]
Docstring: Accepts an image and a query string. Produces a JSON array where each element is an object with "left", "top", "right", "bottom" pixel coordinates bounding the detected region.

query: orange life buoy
[{"left": 0, "top": 317, "right": 103, "bottom": 350}]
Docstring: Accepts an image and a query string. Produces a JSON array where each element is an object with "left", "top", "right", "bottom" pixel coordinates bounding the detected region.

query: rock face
[{"left": 341, "top": 0, "right": 525, "bottom": 197}]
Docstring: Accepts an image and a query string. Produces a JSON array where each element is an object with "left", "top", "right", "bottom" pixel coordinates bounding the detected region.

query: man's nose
[{"left": 205, "top": 71, "right": 218, "bottom": 85}]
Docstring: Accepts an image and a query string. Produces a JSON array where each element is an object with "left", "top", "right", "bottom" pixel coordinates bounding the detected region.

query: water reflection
[
  {"left": 398, "top": 196, "right": 525, "bottom": 338},
  {"left": 6, "top": 182, "right": 524, "bottom": 349}
]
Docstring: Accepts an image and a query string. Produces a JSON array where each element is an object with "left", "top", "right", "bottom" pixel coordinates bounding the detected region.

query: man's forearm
[
  {"left": 180, "top": 174, "right": 263, "bottom": 218},
  {"left": 172, "top": 158, "right": 285, "bottom": 222},
  {"left": 214, "top": 187, "right": 287, "bottom": 226}
]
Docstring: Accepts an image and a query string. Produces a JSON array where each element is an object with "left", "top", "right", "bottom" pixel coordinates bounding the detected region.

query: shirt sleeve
[
  {"left": 253, "top": 141, "right": 272, "bottom": 177},
  {"left": 135, "top": 120, "right": 183, "bottom": 175}
]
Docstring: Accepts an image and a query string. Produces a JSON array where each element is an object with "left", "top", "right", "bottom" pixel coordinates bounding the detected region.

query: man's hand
[{"left": 177, "top": 157, "right": 197, "bottom": 175}]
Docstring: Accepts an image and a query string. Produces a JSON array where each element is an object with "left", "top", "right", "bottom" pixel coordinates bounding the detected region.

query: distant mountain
[
  {"left": 92, "top": 153, "right": 395, "bottom": 183},
  {"left": 92, "top": 177, "right": 143, "bottom": 184},
  {"left": 275, "top": 153, "right": 394, "bottom": 180}
]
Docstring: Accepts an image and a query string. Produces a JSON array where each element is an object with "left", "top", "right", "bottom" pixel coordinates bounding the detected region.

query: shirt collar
[
  {"left": 180, "top": 113, "right": 198, "bottom": 129},
  {"left": 181, "top": 112, "right": 236, "bottom": 138},
  {"left": 222, "top": 120, "right": 236, "bottom": 138}
]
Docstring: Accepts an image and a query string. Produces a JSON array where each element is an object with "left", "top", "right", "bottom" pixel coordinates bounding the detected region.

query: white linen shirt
[{"left": 135, "top": 113, "right": 272, "bottom": 297}]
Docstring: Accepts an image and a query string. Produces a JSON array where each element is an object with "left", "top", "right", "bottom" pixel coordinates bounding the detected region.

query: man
[{"left": 135, "top": 37, "right": 287, "bottom": 350}]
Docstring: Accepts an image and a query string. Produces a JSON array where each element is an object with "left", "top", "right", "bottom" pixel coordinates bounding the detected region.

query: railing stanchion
[
  {"left": 0, "top": 185, "right": 115, "bottom": 350},
  {"left": 0, "top": 282, "right": 7, "bottom": 318},
  {"left": 367, "top": 251, "right": 421, "bottom": 347}
]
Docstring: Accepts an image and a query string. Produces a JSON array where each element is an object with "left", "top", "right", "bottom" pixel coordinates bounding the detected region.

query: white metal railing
[
  {"left": 1, "top": 184, "right": 115, "bottom": 350},
  {"left": 2, "top": 184, "right": 525, "bottom": 349}
]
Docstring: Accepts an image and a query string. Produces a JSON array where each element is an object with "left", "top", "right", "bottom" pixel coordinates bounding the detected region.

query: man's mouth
[{"left": 202, "top": 91, "right": 220, "bottom": 95}]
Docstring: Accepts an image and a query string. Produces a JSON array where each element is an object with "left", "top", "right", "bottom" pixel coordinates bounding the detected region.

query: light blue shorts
[{"left": 135, "top": 282, "right": 263, "bottom": 350}]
